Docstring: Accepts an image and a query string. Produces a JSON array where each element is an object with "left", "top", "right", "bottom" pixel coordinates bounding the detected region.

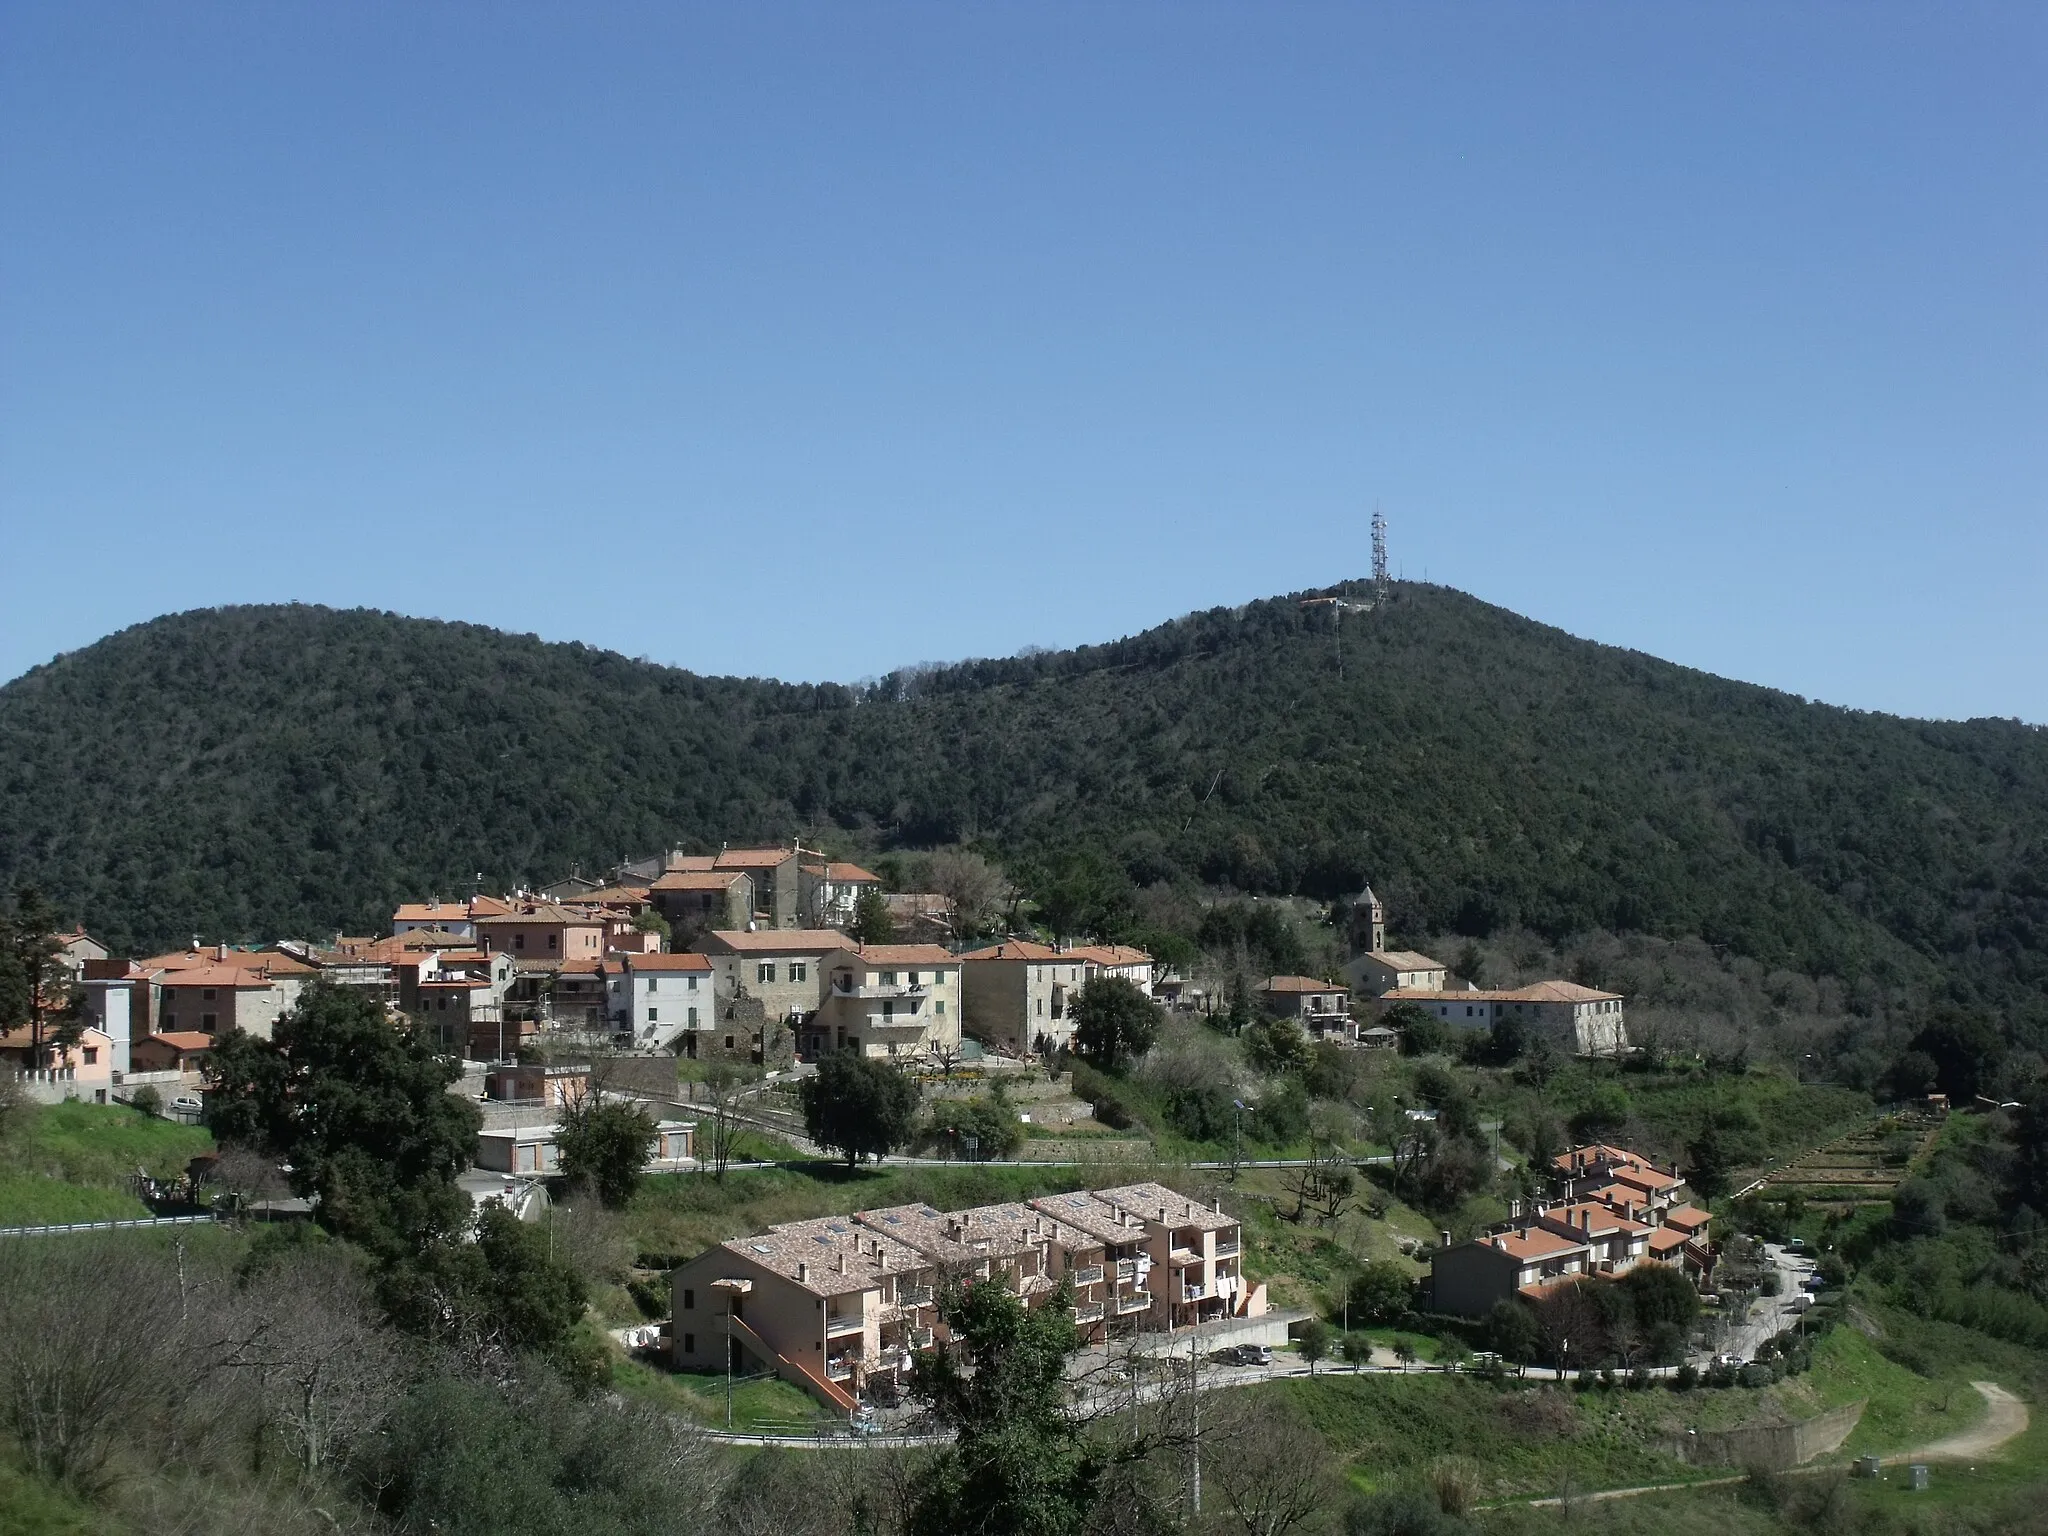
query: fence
[{"left": 0, "top": 1213, "right": 222, "bottom": 1240}]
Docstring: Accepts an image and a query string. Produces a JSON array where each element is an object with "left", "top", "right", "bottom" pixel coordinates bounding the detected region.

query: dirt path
[{"left": 1892, "top": 1381, "right": 2029, "bottom": 1463}]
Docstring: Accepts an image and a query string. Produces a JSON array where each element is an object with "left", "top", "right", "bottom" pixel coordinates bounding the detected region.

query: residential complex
[
  {"left": 1428, "top": 1142, "right": 1712, "bottom": 1316},
  {"left": 671, "top": 1181, "right": 1266, "bottom": 1409}
]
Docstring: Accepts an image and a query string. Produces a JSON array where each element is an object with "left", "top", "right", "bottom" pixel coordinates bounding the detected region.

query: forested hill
[{"left": 2, "top": 588, "right": 2043, "bottom": 1026}]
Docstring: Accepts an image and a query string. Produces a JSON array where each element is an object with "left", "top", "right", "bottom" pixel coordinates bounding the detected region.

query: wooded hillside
[{"left": 1, "top": 586, "right": 2042, "bottom": 1036}]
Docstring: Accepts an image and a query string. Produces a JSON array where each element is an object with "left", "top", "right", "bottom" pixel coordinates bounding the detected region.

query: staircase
[{"left": 726, "top": 1312, "right": 859, "bottom": 1415}]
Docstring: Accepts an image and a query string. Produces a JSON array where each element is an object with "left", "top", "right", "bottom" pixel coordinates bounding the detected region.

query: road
[
  {"left": 1713, "top": 1242, "right": 1817, "bottom": 1364},
  {"left": 1892, "top": 1381, "right": 2029, "bottom": 1463}
]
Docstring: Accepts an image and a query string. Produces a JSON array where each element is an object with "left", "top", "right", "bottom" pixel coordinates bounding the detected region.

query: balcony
[
  {"left": 910, "top": 1326, "right": 935, "bottom": 1349},
  {"left": 1073, "top": 1304, "right": 1105, "bottom": 1324},
  {"left": 1213, "top": 1239, "right": 1240, "bottom": 1258},
  {"left": 1182, "top": 1282, "right": 1207, "bottom": 1302},
  {"left": 1114, "top": 1259, "right": 1138, "bottom": 1280},
  {"left": 897, "top": 1285, "right": 935, "bottom": 1308},
  {"left": 1169, "top": 1248, "right": 1200, "bottom": 1266},
  {"left": 825, "top": 1312, "right": 864, "bottom": 1337},
  {"left": 1116, "top": 1291, "right": 1152, "bottom": 1314},
  {"left": 826, "top": 1356, "right": 857, "bottom": 1382},
  {"left": 832, "top": 981, "right": 927, "bottom": 1000},
  {"left": 1073, "top": 1265, "right": 1105, "bottom": 1287}
]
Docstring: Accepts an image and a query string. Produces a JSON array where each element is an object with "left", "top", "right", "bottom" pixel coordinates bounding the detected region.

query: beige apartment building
[
  {"left": 672, "top": 1182, "right": 1266, "bottom": 1410},
  {"left": 959, "top": 940, "right": 1096, "bottom": 1054},
  {"left": 811, "top": 943, "right": 960, "bottom": 1061},
  {"left": 693, "top": 928, "right": 839, "bottom": 1022}
]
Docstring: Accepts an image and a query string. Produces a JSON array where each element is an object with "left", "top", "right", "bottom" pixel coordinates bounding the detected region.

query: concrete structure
[
  {"left": 1, "top": 1025, "right": 116, "bottom": 1104},
  {"left": 1256, "top": 975, "right": 1350, "bottom": 1029},
  {"left": 129, "top": 1031, "right": 214, "bottom": 1074},
  {"left": 1345, "top": 949, "right": 1450, "bottom": 997},
  {"left": 671, "top": 1182, "right": 1266, "bottom": 1410},
  {"left": 474, "top": 901, "right": 606, "bottom": 964},
  {"left": 1063, "top": 945, "right": 1156, "bottom": 996},
  {"left": 486, "top": 1062, "right": 590, "bottom": 1107},
  {"left": 648, "top": 870, "right": 754, "bottom": 935},
  {"left": 602, "top": 951, "right": 713, "bottom": 1051},
  {"left": 693, "top": 929, "right": 841, "bottom": 1041},
  {"left": 80, "top": 963, "right": 146, "bottom": 1075},
  {"left": 1379, "top": 979, "right": 1629, "bottom": 1057},
  {"left": 806, "top": 861, "right": 883, "bottom": 929},
  {"left": 810, "top": 943, "right": 961, "bottom": 1061},
  {"left": 477, "top": 1123, "right": 562, "bottom": 1175},
  {"left": 959, "top": 940, "right": 1094, "bottom": 1055}
]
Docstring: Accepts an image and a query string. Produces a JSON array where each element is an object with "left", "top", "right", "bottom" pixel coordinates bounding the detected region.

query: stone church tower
[{"left": 1348, "top": 884, "right": 1386, "bottom": 957}]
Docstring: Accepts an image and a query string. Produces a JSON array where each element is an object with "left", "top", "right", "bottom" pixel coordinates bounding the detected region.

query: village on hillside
[{"left": 3, "top": 842, "right": 1763, "bottom": 1417}]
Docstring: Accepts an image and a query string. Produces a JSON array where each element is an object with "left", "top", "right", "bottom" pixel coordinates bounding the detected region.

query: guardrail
[{"left": 0, "top": 1213, "right": 221, "bottom": 1240}]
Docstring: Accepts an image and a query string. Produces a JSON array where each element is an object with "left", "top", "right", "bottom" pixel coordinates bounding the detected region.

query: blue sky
[{"left": 2, "top": 4, "right": 2042, "bottom": 720}]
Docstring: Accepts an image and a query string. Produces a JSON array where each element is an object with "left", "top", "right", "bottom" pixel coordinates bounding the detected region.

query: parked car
[
  {"left": 1711, "top": 1353, "right": 1746, "bottom": 1369},
  {"left": 1209, "top": 1344, "right": 1272, "bottom": 1367}
]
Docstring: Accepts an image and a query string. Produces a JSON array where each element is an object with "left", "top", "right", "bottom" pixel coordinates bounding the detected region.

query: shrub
[
  {"left": 128, "top": 1084, "right": 163, "bottom": 1117},
  {"left": 1673, "top": 1363, "right": 1699, "bottom": 1391}
]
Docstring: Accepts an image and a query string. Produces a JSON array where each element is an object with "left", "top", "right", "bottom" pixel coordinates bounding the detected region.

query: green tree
[
  {"left": 1568, "top": 1083, "right": 1631, "bottom": 1143},
  {"left": 1341, "top": 1332, "right": 1372, "bottom": 1372},
  {"left": 799, "top": 1052, "right": 920, "bottom": 1168},
  {"left": 1392, "top": 1338, "right": 1418, "bottom": 1373},
  {"left": 1483, "top": 1299, "right": 1541, "bottom": 1364},
  {"left": 1070, "top": 976, "right": 1160, "bottom": 1073},
  {"left": 205, "top": 982, "right": 480, "bottom": 1254},
  {"left": 1245, "top": 1016, "right": 1312, "bottom": 1076},
  {"left": 1386, "top": 1002, "right": 1448, "bottom": 1057},
  {"left": 909, "top": 1276, "right": 1096, "bottom": 1536},
  {"left": 380, "top": 1205, "right": 591, "bottom": 1371},
  {"left": 1345, "top": 1260, "right": 1414, "bottom": 1326},
  {"left": 0, "top": 887, "right": 86, "bottom": 1068},
  {"left": 1685, "top": 1106, "right": 1762, "bottom": 1201},
  {"left": 1297, "top": 1318, "right": 1331, "bottom": 1375},
  {"left": 629, "top": 907, "right": 672, "bottom": 944},
  {"left": 1904, "top": 1007, "right": 2007, "bottom": 1103},
  {"left": 849, "top": 888, "right": 897, "bottom": 944},
  {"left": 554, "top": 1092, "right": 657, "bottom": 1209},
  {"left": 925, "top": 1095, "right": 1024, "bottom": 1160}
]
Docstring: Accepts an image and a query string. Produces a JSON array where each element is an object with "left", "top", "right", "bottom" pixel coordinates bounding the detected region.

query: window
[
  {"left": 547, "top": 933, "right": 558, "bottom": 950},
  {"left": 935, "top": 1000, "right": 946, "bottom": 1016},
  {"left": 789, "top": 962, "right": 806, "bottom": 982},
  {"left": 688, "top": 1007, "right": 699, "bottom": 1026},
  {"left": 202, "top": 1012, "right": 218, "bottom": 1030},
  {"left": 758, "top": 962, "right": 776, "bottom": 984},
  {"left": 163, "top": 988, "right": 176, "bottom": 1001},
  {"left": 882, "top": 1001, "right": 894, "bottom": 1022},
  {"left": 688, "top": 975, "right": 700, "bottom": 990},
  {"left": 163, "top": 1015, "right": 176, "bottom": 1028},
  {"left": 1036, "top": 998, "right": 1044, "bottom": 1016},
  {"left": 202, "top": 988, "right": 217, "bottom": 1002},
  {"left": 83, "top": 1048, "right": 97, "bottom": 1065},
  {"left": 723, "top": 1035, "right": 735, "bottom": 1050},
  {"left": 683, "top": 1333, "right": 695, "bottom": 1352},
  {"left": 648, "top": 977, "right": 658, "bottom": 992},
  {"left": 683, "top": 1288, "right": 695, "bottom": 1310},
  {"left": 880, "top": 971, "right": 896, "bottom": 985},
  {"left": 514, "top": 933, "right": 526, "bottom": 950},
  {"left": 647, "top": 1008, "right": 658, "bottom": 1023}
]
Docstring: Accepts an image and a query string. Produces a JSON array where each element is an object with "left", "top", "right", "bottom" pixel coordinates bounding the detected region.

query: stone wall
[{"left": 1680, "top": 1399, "right": 1865, "bottom": 1471}]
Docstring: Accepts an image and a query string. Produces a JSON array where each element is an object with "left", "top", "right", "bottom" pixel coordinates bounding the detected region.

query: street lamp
[
  {"left": 711, "top": 1277, "right": 753, "bottom": 1429},
  {"left": 1231, "top": 1101, "right": 1246, "bottom": 1180}
]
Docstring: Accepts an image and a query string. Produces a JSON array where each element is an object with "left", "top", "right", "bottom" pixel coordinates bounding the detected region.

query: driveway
[{"left": 1893, "top": 1382, "right": 2029, "bottom": 1463}]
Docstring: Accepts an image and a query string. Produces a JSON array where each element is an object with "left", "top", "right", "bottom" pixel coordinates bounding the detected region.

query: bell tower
[{"left": 1350, "top": 884, "right": 1386, "bottom": 957}]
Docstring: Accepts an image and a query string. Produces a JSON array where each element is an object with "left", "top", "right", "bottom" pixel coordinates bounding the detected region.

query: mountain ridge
[{"left": 2, "top": 584, "right": 2043, "bottom": 1043}]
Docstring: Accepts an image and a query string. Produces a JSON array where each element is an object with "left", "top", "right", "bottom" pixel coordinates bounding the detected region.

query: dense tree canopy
[
  {"left": 798, "top": 1052, "right": 920, "bottom": 1167},
  {"left": 1070, "top": 976, "right": 1161, "bottom": 1072},
  {"left": 206, "top": 982, "right": 481, "bottom": 1253},
  {"left": 4, "top": 588, "right": 2046, "bottom": 1053}
]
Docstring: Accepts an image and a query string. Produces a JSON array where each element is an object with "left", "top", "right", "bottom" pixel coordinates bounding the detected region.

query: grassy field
[
  {"left": 611, "top": 1355, "right": 827, "bottom": 1431},
  {"left": 0, "top": 1100, "right": 213, "bottom": 1226}
]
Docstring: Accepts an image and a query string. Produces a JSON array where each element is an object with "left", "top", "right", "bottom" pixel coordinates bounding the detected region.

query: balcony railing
[
  {"left": 1116, "top": 1291, "right": 1152, "bottom": 1313},
  {"left": 1115, "top": 1259, "right": 1138, "bottom": 1279},
  {"left": 832, "top": 981, "right": 927, "bottom": 999},
  {"left": 1169, "top": 1248, "right": 1200, "bottom": 1266},
  {"left": 825, "top": 1313, "right": 864, "bottom": 1336},
  {"left": 1072, "top": 1304, "right": 1105, "bottom": 1324},
  {"left": 826, "top": 1357, "right": 856, "bottom": 1382},
  {"left": 897, "top": 1285, "right": 935, "bottom": 1308},
  {"left": 1073, "top": 1265, "right": 1105, "bottom": 1287},
  {"left": 1213, "top": 1239, "right": 1240, "bottom": 1258},
  {"left": 1182, "top": 1282, "right": 1206, "bottom": 1302},
  {"left": 910, "top": 1327, "right": 935, "bottom": 1349}
]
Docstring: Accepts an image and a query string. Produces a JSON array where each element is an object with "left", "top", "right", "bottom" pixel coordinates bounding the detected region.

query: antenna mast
[{"left": 1370, "top": 504, "right": 1389, "bottom": 609}]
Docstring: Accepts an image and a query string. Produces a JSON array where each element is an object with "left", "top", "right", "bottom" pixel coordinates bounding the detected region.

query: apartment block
[{"left": 811, "top": 943, "right": 961, "bottom": 1061}]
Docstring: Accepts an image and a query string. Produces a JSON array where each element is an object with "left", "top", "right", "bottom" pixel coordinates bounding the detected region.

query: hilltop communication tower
[{"left": 1370, "top": 504, "right": 1389, "bottom": 608}]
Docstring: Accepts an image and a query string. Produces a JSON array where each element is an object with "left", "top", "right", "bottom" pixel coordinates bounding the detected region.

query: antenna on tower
[{"left": 1370, "top": 504, "right": 1390, "bottom": 609}]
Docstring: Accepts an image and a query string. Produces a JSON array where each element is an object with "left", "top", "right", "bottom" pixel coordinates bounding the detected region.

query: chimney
[
  {"left": 1159, "top": 1205, "right": 1169, "bottom": 1223},
  {"left": 216, "top": 942, "right": 228, "bottom": 961},
  {"left": 837, "top": 1253, "right": 847, "bottom": 1274},
  {"left": 798, "top": 1262, "right": 809, "bottom": 1283},
  {"left": 1508, "top": 1200, "right": 1522, "bottom": 1221},
  {"left": 1438, "top": 1230, "right": 1452, "bottom": 1248},
  {"left": 1213, "top": 1196, "right": 1222, "bottom": 1212}
]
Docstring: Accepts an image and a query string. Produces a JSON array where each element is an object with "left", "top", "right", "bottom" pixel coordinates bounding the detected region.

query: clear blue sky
[{"left": 2, "top": 4, "right": 2042, "bottom": 720}]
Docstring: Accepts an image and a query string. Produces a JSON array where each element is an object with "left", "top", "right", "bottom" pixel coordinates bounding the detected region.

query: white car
[{"left": 1711, "top": 1353, "right": 1747, "bottom": 1369}]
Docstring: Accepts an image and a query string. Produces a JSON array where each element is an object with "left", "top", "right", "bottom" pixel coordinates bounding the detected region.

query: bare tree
[
  {"left": 927, "top": 848, "right": 1011, "bottom": 940},
  {"left": 702, "top": 1060, "right": 762, "bottom": 1178},
  {"left": 1201, "top": 1394, "right": 1339, "bottom": 1536}
]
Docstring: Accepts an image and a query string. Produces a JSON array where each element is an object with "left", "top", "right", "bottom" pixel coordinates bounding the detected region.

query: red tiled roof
[
  {"left": 156, "top": 966, "right": 280, "bottom": 989},
  {"left": 1484, "top": 1227, "right": 1591, "bottom": 1261},
  {"left": 651, "top": 870, "right": 749, "bottom": 891},
  {"left": 699, "top": 929, "right": 850, "bottom": 954},
  {"left": 613, "top": 952, "right": 713, "bottom": 972},
  {"left": 959, "top": 940, "right": 1065, "bottom": 962},
  {"left": 1259, "top": 975, "right": 1344, "bottom": 993},
  {"left": 1065, "top": 944, "right": 1154, "bottom": 968},
  {"left": 714, "top": 848, "right": 796, "bottom": 869},
  {"left": 144, "top": 1031, "right": 214, "bottom": 1050},
  {"left": 823, "top": 943, "right": 956, "bottom": 965}
]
